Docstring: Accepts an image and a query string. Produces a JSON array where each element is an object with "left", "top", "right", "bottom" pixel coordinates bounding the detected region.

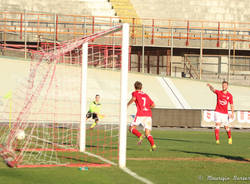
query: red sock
[
  {"left": 215, "top": 128, "right": 220, "bottom": 141},
  {"left": 227, "top": 129, "right": 231, "bottom": 139},
  {"left": 147, "top": 135, "right": 154, "bottom": 146},
  {"left": 131, "top": 128, "right": 142, "bottom": 138}
]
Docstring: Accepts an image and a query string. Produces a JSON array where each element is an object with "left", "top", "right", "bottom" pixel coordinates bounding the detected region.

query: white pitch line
[
  {"left": 84, "top": 152, "right": 154, "bottom": 184},
  {"left": 121, "top": 167, "right": 154, "bottom": 184},
  {"left": 83, "top": 151, "right": 117, "bottom": 166},
  {"left": 19, "top": 133, "right": 153, "bottom": 184}
]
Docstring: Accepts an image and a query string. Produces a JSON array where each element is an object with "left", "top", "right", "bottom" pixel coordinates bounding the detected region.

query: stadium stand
[
  {"left": 1, "top": 56, "right": 249, "bottom": 114},
  {"left": 109, "top": 0, "right": 139, "bottom": 19},
  {"left": 1, "top": 0, "right": 250, "bottom": 89},
  {"left": 169, "top": 77, "right": 250, "bottom": 110}
]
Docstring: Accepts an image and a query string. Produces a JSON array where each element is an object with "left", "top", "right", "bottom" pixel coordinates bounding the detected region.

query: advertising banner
[{"left": 202, "top": 110, "right": 250, "bottom": 128}]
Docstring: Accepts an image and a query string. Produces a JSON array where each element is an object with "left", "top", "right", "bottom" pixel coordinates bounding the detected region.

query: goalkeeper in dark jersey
[{"left": 86, "top": 94, "right": 103, "bottom": 129}]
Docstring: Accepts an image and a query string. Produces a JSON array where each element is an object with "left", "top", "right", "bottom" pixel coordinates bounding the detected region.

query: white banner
[{"left": 202, "top": 110, "right": 250, "bottom": 128}]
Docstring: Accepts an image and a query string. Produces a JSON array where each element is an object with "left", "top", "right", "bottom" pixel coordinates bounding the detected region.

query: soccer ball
[{"left": 16, "top": 130, "right": 25, "bottom": 140}]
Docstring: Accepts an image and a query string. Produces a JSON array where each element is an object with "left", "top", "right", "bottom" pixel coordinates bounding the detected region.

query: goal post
[
  {"left": 119, "top": 23, "right": 129, "bottom": 168},
  {"left": 79, "top": 24, "right": 130, "bottom": 167},
  {"left": 79, "top": 42, "right": 88, "bottom": 152},
  {"left": 0, "top": 23, "right": 130, "bottom": 168}
]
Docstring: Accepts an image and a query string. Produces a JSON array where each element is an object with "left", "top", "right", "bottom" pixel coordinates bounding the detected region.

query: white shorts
[
  {"left": 214, "top": 112, "right": 229, "bottom": 126},
  {"left": 130, "top": 116, "right": 152, "bottom": 131}
]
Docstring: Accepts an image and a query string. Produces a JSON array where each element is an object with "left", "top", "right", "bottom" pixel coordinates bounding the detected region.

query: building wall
[
  {"left": 0, "top": 0, "right": 115, "bottom": 16},
  {"left": 1, "top": 0, "right": 249, "bottom": 22},
  {"left": 131, "top": 0, "right": 250, "bottom": 22}
]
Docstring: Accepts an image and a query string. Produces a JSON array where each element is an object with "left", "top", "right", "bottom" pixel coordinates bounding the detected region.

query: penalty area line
[
  {"left": 83, "top": 152, "right": 153, "bottom": 184},
  {"left": 83, "top": 151, "right": 117, "bottom": 166},
  {"left": 121, "top": 167, "right": 154, "bottom": 184}
]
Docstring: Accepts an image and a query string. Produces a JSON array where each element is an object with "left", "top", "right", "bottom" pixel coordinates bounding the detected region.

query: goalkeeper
[{"left": 86, "top": 94, "right": 103, "bottom": 129}]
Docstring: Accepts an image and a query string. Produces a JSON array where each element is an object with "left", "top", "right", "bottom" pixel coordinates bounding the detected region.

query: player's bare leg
[
  {"left": 215, "top": 123, "right": 221, "bottom": 144},
  {"left": 145, "top": 128, "right": 156, "bottom": 151},
  {"left": 225, "top": 126, "right": 232, "bottom": 144},
  {"left": 129, "top": 125, "right": 144, "bottom": 144}
]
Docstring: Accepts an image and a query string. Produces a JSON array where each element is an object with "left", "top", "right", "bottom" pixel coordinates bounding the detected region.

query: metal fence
[
  {"left": 1, "top": 11, "right": 250, "bottom": 48},
  {"left": 179, "top": 54, "right": 250, "bottom": 85},
  {"left": 1, "top": 10, "right": 250, "bottom": 85}
]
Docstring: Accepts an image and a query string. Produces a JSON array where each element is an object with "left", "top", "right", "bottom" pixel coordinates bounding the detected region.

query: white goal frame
[{"left": 79, "top": 23, "right": 130, "bottom": 168}]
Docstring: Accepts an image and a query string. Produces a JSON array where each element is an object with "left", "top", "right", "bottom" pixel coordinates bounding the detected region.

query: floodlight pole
[
  {"left": 199, "top": 31, "right": 203, "bottom": 80},
  {"left": 80, "top": 42, "right": 88, "bottom": 152},
  {"left": 142, "top": 24, "right": 145, "bottom": 73},
  {"left": 24, "top": 10, "right": 27, "bottom": 59},
  {"left": 119, "top": 23, "right": 129, "bottom": 168}
]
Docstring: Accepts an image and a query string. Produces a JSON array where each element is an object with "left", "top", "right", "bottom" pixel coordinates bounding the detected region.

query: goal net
[{"left": 0, "top": 24, "right": 129, "bottom": 168}]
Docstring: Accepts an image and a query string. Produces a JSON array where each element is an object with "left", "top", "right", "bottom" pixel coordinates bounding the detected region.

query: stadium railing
[{"left": 1, "top": 11, "right": 250, "bottom": 49}]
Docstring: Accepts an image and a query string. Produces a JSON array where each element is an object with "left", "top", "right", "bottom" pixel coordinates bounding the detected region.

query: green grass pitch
[{"left": 1, "top": 129, "right": 250, "bottom": 184}]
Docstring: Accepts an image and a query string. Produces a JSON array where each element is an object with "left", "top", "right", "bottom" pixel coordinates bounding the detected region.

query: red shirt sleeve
[
  {"left": 132, "top": 91, "right": 136, "bottom": 98},
  {"left": 214, "top": 90, "right": 219, "bottom": 94}
]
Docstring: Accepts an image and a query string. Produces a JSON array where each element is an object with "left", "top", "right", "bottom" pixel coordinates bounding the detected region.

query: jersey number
[
  {"left": 142, "top": 97, "right": 146, "bottom": 107},
  {"left": 142, "top": 97, "right": 149, "bottom": 111}
]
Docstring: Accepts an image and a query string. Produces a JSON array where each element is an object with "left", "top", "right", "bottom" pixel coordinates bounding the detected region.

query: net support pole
[
  {"left": 119, "top": 23, "right": 129, "bottom": 168},
  {"left": 80, "top": 42, "right": 88, "bottom": 152}
]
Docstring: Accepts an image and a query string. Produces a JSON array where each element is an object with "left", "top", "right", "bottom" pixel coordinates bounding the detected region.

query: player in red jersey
[
  {"left": 207, "top": 81, "right": 234, "bottom": 144},
  {"left": 127, "top": 81, "right": 156, "bottom": 151}
]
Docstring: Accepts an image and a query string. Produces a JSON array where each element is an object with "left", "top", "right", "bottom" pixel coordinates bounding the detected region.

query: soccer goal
[{"left": 0, "top": 24, "right": 129, "bottom": 168}]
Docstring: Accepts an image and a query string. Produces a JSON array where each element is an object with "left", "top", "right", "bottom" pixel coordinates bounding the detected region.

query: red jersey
[
  {"left": 214, "top": 90, "right": 233, "bottom": 114},
  {"left": 132, "top": 90, "right": 154, "bottom": 117}
]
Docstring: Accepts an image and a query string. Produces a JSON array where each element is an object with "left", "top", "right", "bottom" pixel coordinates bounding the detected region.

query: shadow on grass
[
  {"left": 59, "top": 155, "right": 101, "bottom": 164},
  {"left": 154, "top": 137, "right": 193, "bottom": 143},
  {"left": 129, "top": 135, "right": 208, "bottom": 144},
  {"left": 86, "top": 144, "right": 118, "bottom": 150},
  {"left": 169, "top": 149, "right": 250, "bottom": 163}
]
